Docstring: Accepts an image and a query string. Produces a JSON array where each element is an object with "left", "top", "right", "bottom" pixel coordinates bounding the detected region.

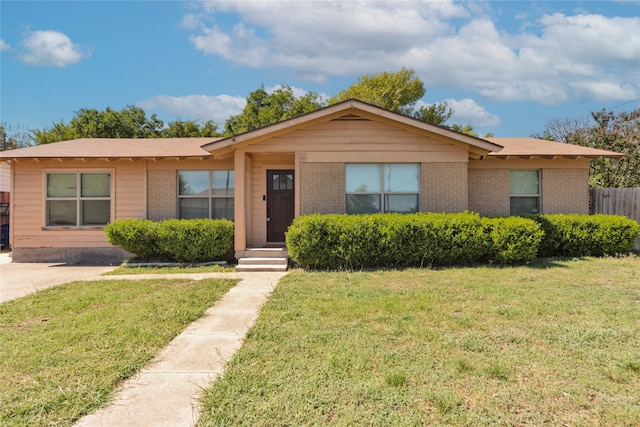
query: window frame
[
  {"left": 44, "top": 170, "right": 113, "bottom": 228},
  {"left": 177, "top": 170, "right": 235, "bottom": 221},
  {"left": 345, "top": 163, "right": 420, "bottom": 214},
  {"left": 509, "top": 169, "right": 541, "bottom": 215}
]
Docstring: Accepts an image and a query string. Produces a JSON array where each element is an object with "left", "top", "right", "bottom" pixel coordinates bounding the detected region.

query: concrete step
[
  {"left": 236, "top": 248, "right": 288, "bottom": 259},
  {"left": 236, "top": 264, "right": 289, "bottom": 273},
  {"left": 237, "top": 257, "right": 288, "bottom": 266}
]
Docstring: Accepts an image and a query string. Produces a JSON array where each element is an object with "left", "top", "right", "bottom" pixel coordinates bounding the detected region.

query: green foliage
[
  {"left": 286, "top": 213, "right": 541, "bottom": 269},
  {"left": 223, "top": 85, "right": 324, "bottom": 136},
  {"left": 105, "top": 218, "right": 160, "bottom": 260},
  {"left": 481, "top": 217, "right": 544, "bottom": 264},
  {"left": 534, "top": 108, "right": 640, "bottom": 188},
  {"left": 528, "top": 214, "right": 639, "bottom": 257},
  {"left": 155, "top": 219, "right": 234, "bottom": 263},
  {"left": 32, "top": 106, "right": 220, "bottom": 144},
  {"left": 329, "top": 67, "right": 426, "bottom": 116},
  {"left": 105, "top": 218, "right": 234, "bottom": 263}
]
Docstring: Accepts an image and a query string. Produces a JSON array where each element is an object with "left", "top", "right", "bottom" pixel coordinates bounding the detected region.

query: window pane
[
  {"left": 346, "top": 194, "right": 381, "bottom": 214},
  {"left": 385, "top": 194, "right": 418, "bottom": 213},
  {"left": 178, "top": 171, "right": 209, "bottom": 195},
  {"left": 212, "top": 198, "right": 234, "bottom": 220},
  {"left": 81, "top": 173, "right": 110, "bottom": 197},
  {"left": 510, "top": 197, "right": 539, "bottom": 215},
  {"left": 384, "top": 164, "right": 419, "bottom": 192},
  {"left": 47, "top": 200, "right": 77, "bottom": 225},
  {"left": 47, "top": 173, "right": 76, "bottom": 198},
  {"left": 346, "top": 164, "right": 381, "bottom": 192},
  {"left": 179, "top": 198, "right": 208, "bottom": 219},
  {"left": 510, "top": 170, "right": 539, "bottom": 195},
  {"left": 212, "top": 171, "right": 234, "bottom": 195},
  {"left": 82, "top": 200, "right": 110, "bottom": 225}
]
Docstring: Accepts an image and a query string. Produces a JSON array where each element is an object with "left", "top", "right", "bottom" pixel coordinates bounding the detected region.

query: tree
[
  {"left": 223, "top": 85, "right": 324, "bottom": 136},
  {"left": 328, "top": 67, "right": 454, "bottom": 127},
  {"left": 1, "top": 123, "right": 33, "bottom": 150},
  {"left": 32, "top": 106, "right": 220, "bottom": 144},
  {"left": 535, "top": 108, "right": 640, "bottom": 188}
]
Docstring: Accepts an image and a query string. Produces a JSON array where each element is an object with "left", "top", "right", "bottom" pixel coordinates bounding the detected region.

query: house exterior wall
[
  {"left": 421, "top": 162, "right": 468, "bottom": 212},
  {"left": 468, "top": 158, "right": 591, "bottom": 216},
  {"left": 10, "top": 159, "right": 145, "bottom": 263},
  {"left": 147, "top": 169, "right": 176, "bottom": 221},
  {"left": 299, "top": 162, "right": 346, "bottom": 215}
]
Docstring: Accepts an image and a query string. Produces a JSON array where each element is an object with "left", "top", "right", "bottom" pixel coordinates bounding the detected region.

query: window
[
  {"left": 178, "top": 170, "right": 234, "bottom": 220},
  {"left": 510, "top": 170, "right": 540, "bottom": 215},
  {"left": 346, "top": 164, "right": 419, "bottom": 214},
  {"left": 46, "top": 172, "right": 111, "bottom": 226}
]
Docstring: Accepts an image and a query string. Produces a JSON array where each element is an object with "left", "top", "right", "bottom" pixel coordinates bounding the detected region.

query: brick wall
[
  {"left": 300, "top": 163, "right": 346, "bottom": 215},
  {"left": 421, "top": 163, "right": 468, "bottom": 212},
  {"left": 147, "top": 169, "right": 177, "bottom": 221},
  {"left": 468, "top": 169, "right": 510, "bottom": 216},
  {"left": 542, "top": 168, "right": 589, "bottom": 214}
]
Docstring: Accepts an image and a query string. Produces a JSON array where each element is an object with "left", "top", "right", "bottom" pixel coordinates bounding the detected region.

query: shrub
[
  {"left": 106, "top": 218, "right": 234, "bottom": 263},
  {"left": 286, "top": 213, "right": 541, "bottom": 269},
  {"left": 482, "top": 217, "right": 543, "bottom": 264},
  {"left": 105, "top": 218, "right": 161, "bottom": 260},
  {"left": 528, "top": 214, "right": 639, "bottom": 257},
  {"left": 155, "top": 219, "right": 234, "bottom": 263}
]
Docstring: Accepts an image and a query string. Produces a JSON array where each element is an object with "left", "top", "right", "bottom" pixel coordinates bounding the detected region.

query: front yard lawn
[
  {"left": 0, "top": 277, "right": 237, "bottom": 426},
  {"left": 198, "top": 256, "right": 640, "bottom": 426}
]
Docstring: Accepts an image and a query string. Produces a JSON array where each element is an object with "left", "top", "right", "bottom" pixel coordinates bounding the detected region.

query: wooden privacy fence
[{"left": 590, "top": 188, "right": 640, "bottom": 250}]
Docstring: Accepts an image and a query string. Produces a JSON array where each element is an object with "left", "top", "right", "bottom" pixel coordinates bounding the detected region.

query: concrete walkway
[
  {"left": 75, "top": 271, "right": 286, "bottom": 427},
  {"left": 1, "top": 253, "right": 287, "bottom": 427}
]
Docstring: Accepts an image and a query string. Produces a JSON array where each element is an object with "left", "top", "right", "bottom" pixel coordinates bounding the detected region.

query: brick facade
[
  {"left": 147, "top": 169, "right": 177, "bottom": 221},
  {"left": 468, "top": 169, "right": 510, "bottom": 216},
  {"left": 542, "top": 168, "right": 589, "bottom": 214},
  {"left": 299, "top": 163, "right": 346, "bottom": 215},
  {"left": 421, "top": 162, "right": 468, "bottom": 213}
]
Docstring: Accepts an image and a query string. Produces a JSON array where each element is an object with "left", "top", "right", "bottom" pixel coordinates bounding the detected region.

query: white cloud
[
  {"left": 443, "top": 98, "right": 500, "bottom": 128},
  {"left": 137, "top": 94, "right": 246, "bottom": 124},
  {"left": 185, "top": 1, "right": 640, "bottom": 105},
  {"left": 0, "top": 39, "right": 10, "bottom": 52},
  {"left": 19, "top": 30, "right": 89, "bottom": 67}
]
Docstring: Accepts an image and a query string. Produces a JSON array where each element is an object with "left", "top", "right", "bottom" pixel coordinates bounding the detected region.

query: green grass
[
  {"left": 198, "top": 256, "right": 640, "bottom": 426},
  {"left": 0, "top": 277, "right": 237, "bottom": 426},
  {"left": 105, "top": 263, "right": 235, "bottom": 275}
]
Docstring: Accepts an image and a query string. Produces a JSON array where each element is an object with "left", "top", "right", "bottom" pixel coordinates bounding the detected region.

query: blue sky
[{"left": 1, "top": 0, "right": 639, "bottom": 138}]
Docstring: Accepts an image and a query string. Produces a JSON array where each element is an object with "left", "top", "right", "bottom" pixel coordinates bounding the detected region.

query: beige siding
[
  {"left": 300, "top": 163, "right": 346, "bottom": 215},
  {"left": 10, "top": 159, "right": 144, "bottom": 250},
  {"left": 468, "top": 169, "right": 510, "bottom": 216},
  {"left": 421, "top": 163, "right": 468, "bottom": 212},
  {"left": 542, "top": 168, "right": 589, "bottom": 214}
]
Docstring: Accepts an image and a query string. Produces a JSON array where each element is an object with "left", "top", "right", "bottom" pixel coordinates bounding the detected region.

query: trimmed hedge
[
  {"left": 527, "top": 214, "right": 639, "bottom": 257},
  {"left": 286, "top": 213, "right": 542, "bottom": 269},
  {"left": 286, "top": 212, "right": 638, "bottom": 270},
  {"left": 105, "top": 218, "right": 234, "bottom": 262}
]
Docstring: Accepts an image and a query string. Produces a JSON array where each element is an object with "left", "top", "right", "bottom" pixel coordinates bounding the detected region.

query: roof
[
  {"left": 202, "top": 99, "right": 504, "bottom": 160},
  {"left": 0, "top": 138, "right": 220, "bottom": 161},
  {"left": 487, "top": 137, "right": 625, "bottom": 160}
]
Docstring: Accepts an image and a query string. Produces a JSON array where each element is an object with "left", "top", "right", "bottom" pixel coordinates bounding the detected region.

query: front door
[{"left": 266, "top": 170, "right": 295, "bottom": 243}]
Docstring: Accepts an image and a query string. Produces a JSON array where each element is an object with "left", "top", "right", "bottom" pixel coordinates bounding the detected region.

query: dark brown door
[{"left": 267, "top": 170, "right": 295, "bottom": 243}]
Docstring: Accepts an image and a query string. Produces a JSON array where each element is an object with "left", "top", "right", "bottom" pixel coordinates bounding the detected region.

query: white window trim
[
  {"left": 346, "top": 163, "right": 420, "bottom": 214},
  {"left": 43, "top": 169, "right": 114, "bottom": 230},
  {"left": 509, "top": 169, "right": 542, "bottom": 215},
  {"left": 177, "top": 170, "right": 234, "bottom": 220}
]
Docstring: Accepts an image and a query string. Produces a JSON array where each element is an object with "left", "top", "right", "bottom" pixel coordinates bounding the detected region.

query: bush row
[
  {"left": 105, "top": 218, "right": 234, "bottom": 263},
  {"left": 286, "top": 213, "right": 638, "bottom": 269}
]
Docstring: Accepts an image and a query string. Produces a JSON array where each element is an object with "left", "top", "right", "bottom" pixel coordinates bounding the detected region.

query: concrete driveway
[{"left": 0, "top": 253, "right": 117, "bottom": 303}]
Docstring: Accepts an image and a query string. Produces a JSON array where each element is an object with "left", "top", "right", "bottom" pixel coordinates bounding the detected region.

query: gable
[{"left": 204, "top": 100, "right": 502, "bottom": 161}]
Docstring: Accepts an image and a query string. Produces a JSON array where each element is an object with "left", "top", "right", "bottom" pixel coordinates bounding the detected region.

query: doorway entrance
[{"left": 266, "top": 170, "right": 294, "bottom": 243}]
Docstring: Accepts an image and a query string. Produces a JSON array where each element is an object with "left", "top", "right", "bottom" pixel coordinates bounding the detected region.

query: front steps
[{"left": 236, "top": 247, "right": 289, "bottom": 272}]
